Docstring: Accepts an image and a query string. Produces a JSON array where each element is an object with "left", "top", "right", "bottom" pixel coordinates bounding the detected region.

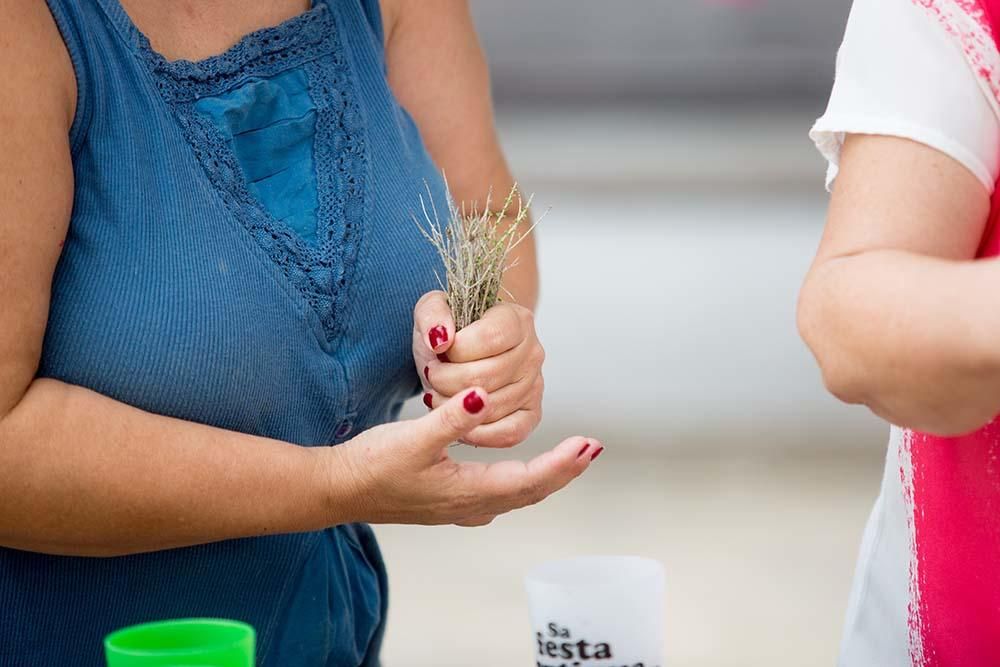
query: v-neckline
[{"left": 103, "top": 0, "right": 370, "bottom": 346}]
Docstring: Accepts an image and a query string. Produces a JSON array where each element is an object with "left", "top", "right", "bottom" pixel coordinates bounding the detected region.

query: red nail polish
[
  {"left": 429, "top": 325, "right": 448, "bottom": 350},
  {"left": 590, "top": 446, "right": 605, "bottom": 461},
  {"left": 423, "top": 366, "right": 430, "bottom": 382},
  {"left": 463, "top": 391, "right": 484, "bottom": 414},
  {"left": 577, "top": 443, "right": 591, "bottom": 458},
  {"left": 423, "top": 392, "right": 433, "bottom": 409}
]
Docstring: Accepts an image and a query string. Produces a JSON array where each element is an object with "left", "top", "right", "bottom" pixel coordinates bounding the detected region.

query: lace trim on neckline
[
  {"left": 134, "top": 1, "right": 333, "bottom": 102},
  {"left": 142, "top": 3, "right": 368, "bottom": 344}
]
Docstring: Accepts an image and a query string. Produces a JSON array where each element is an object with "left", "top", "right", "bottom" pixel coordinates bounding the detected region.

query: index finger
[{"left": 413, "top": 291, "right": 455, "bottom": 354}]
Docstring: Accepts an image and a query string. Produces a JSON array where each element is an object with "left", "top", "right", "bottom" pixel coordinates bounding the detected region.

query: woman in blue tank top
[{"left": 0, "top": 1, "right": 603, "bottom": 664}]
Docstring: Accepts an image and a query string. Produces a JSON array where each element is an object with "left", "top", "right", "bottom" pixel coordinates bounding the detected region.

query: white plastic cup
[{"left": 525, "top": 556, "right": 665, "bottom": 667}]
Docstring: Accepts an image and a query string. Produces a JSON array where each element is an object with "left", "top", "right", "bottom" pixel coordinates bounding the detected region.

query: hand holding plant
[
  {"left": 411, "top": 185, "right": 560, "bottom": 450},
  {"left": 413, "top": 293, "right": 545, "bottom": 448}
]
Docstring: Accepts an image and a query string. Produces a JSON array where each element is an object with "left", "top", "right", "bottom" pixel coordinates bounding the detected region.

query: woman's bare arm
[
  {"left": 381, "top": 0, "right": 539, "bottom": 309},
  {"left": 798, "top": 133, "right": 1000, "bottom": 435},
  {"left": 0, "top": 0, "right": 345, "bottom": 557},
  {"left": 0, "top": 2, "right": 591, "bottom": 557}
]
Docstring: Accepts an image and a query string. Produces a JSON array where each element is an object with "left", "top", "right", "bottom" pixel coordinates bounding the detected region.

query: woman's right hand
[{"left": 327, "top": 388, "right": 603, "bottom": 527}]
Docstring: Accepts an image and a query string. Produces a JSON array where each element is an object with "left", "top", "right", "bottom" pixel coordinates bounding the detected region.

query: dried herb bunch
[{"left": 416, "top": 182, "right": 538, "bottom": 331}]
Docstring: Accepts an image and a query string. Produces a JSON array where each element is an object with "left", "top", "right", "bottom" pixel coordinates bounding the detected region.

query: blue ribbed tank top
[{"left": 1, "top": 1, "right": 448, "bottom": 664}]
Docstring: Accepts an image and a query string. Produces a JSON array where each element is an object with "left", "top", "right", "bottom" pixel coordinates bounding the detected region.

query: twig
[{"left": 414, "top": 179, "right": 541, "bottom": 330}]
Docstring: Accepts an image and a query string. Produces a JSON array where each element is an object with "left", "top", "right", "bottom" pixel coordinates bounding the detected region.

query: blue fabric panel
[{"left": 194, "top": 69, "right": 320, "bottom": 243}]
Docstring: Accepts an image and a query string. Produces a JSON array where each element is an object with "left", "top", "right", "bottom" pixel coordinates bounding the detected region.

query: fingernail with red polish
[
  {"left": 590, "top": 446, "right": 605, "bottom": 462},
  {"left": 577, "top": 443, "right": 591, "bottom": 458},
  {"left": 423, "top": 366, "right": 430, "bottom": 382},
  {"left": 423, "top": 392, "right": 433, "bottom": 409},
  {"left": 463, "top": 390, "right": 484, "bottom": 414},
  {"left": 429, "top": 325, "right": 448, "bottom": 350}
]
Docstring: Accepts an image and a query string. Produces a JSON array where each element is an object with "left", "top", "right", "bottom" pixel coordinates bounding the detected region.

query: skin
[
  {"left": 0, "top": 0, "right": 596, "bottom": 557},
  {"left": 798, "top": 133, "right": 1000, "bottom": 436}
]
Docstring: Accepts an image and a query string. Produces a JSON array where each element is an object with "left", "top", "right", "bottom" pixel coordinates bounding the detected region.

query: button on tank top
[{"left": 0, "top": 0, "right": 448, "bottom": 664}]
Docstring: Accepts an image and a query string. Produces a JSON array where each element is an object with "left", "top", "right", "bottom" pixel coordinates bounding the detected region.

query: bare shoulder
[
  {"left": 0, "top": 0, "right": 76, "bottom": 126},
  {"left": 379, "top": 0, "right": 470, "bottom": 45}
]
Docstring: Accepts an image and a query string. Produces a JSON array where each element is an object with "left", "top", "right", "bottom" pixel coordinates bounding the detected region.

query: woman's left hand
[{"left": 412, "top": 291, "right": 544, "bottom": 448}]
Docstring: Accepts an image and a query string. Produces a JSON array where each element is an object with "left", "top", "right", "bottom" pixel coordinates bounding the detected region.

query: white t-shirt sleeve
[{"left": 811, "top": 0, "right": 1000, "bottom": 193}]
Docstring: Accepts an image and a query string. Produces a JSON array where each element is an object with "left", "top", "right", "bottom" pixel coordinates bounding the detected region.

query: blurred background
[{"left": 378, "top": 1, "right": 885, "bottom": 665}]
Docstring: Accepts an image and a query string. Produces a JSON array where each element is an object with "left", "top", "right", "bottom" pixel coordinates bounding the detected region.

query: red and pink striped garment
[
  {"left": 831, "top": 2, "right": 1000, "bottom": 664},
  {"left": 897, "top": 2, "right": 1000, "bottom": 664}
]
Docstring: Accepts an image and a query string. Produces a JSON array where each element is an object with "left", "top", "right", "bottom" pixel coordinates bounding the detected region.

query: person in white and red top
[{"left": 801, "top": 0, "right": 1000, "bottom": 664}]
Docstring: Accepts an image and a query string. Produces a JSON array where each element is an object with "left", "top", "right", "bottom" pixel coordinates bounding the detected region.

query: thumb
[
  {"left": 413, "top": 290, "right": 456, "bottom": 356},
  {"left": 410, "top": 388, "right": 490, "bottom": 456}
]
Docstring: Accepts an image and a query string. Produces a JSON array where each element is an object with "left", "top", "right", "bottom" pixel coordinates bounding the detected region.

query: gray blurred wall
[
  {"left": 420, "top": 0, "right": 888, "bottom": 455},
  {"left": 471, "top": 0, "right": 852, "bottom": 104}
]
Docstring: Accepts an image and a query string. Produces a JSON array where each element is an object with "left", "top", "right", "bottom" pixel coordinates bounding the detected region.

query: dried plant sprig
[{"left": 415, "top": 179, "right": 540, "bottom": 331}]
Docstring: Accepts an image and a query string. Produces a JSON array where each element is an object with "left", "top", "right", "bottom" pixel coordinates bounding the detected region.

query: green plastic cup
[{"left": 104, "top": 618, "right": 255, "bottom": 667}]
